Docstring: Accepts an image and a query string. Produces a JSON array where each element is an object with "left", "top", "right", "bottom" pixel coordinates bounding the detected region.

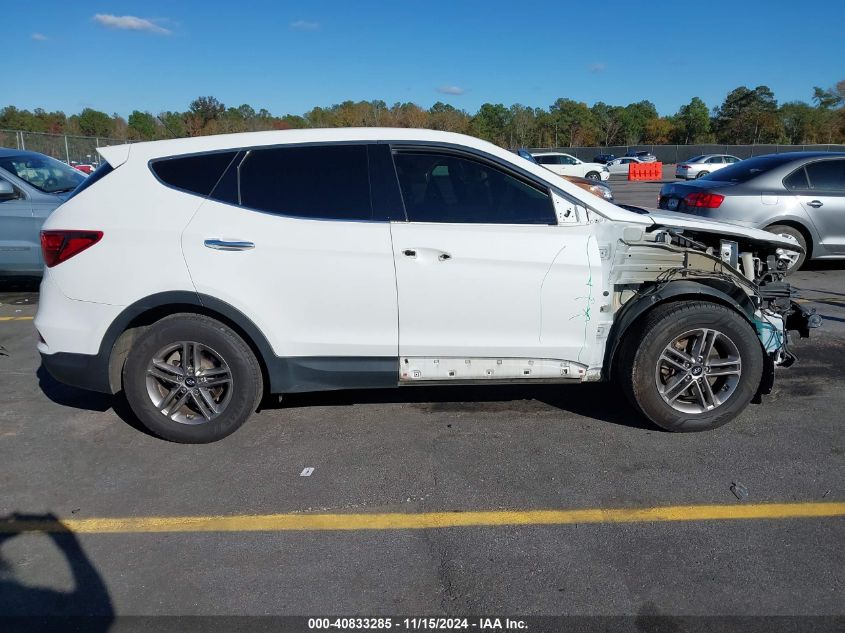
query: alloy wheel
[
  {"left": 145, "top": 341, "right": 234, "bottom": 424},
  {"left": 654, "top": 328, "right": 742, "bottom": 414}
]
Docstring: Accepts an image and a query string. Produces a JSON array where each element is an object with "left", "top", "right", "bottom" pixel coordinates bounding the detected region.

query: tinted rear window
[
  {"left": 238, "top": 145, "right": 371, "bottom": 220},
  {"left": 700, "top": 154, "right": 805, "bottom": 183},
  {"left": 805, "top": 159, "right": 845, "bottom": 191},
  {"left": 152, "top": 151, "right": 239, "bottom": 196}
]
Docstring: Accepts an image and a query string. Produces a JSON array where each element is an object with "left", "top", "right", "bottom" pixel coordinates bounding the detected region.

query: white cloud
[
  {"left": 31, "top": 32, "right": 49, "bottom": 41},
  {"left": 437, "top": 85, "right": 466, "bottom": 95},
  {"left": 290, "top": 20, "right": 320, "bottom": 31},
  {"left": 93, "top": 14, "right": 171, "bottom": 35},
  {"left": 588, "top": 62, "right": 607, "bottom": 74}
]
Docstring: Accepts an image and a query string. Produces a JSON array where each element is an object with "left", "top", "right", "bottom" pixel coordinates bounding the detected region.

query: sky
[{"left": 9, "top": 0, "right": 845, "bottom": 118}]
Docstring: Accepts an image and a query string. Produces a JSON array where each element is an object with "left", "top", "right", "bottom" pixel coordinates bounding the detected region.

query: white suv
[
  {"left": 35, "top": 129, "right": 818, "bottom": 442},
  {"left": 531, "top": 152, "right": 610, "bottom": 181}
]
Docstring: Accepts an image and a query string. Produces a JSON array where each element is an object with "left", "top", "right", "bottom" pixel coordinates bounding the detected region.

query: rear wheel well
[
  {"left": 764, "top": 220, "right": 813, "bottom": 258},
  {"left": 107, "top": 304, "right": 270, "bottom": 397}
]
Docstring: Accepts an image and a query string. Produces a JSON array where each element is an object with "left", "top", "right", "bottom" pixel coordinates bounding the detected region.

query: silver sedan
[
  {"left": 658, "top": 152, "right": 845, "bottom": 271},
  {"left": 675, "top": 154, "right": 741, "bottom": 180},
  {"left": 606, "top": 156, "right": 644, "bottom": 175}
]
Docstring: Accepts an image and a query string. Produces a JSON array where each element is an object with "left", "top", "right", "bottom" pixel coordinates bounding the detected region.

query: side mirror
[{"left": 0, "top": 180, "right": 18, "bottom": 201}]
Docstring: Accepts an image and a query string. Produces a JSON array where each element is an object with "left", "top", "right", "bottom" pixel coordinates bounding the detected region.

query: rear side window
[
  {"left": 393, "top": 151, "right": 554, "bottom": 225},
  {"left": 238, "top": 145, "right": 372, "bottom": 220},
  {"left": 783, "top": 167, "right": 809, "bottom": 190},
  {"left": 152, "top": 151, "right": 239, "bottom": 197},
  {"left": 805, "top": 160, "right": 845, "bottom": 191}
]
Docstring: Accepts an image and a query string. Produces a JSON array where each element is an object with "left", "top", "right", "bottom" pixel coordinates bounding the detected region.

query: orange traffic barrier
[{"left": 628, "top": 161, "right": 663, "bottom": 181}]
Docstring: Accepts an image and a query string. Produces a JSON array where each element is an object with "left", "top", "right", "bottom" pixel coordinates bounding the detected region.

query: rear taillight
[
  {"left": 40, "top": 230, "right": 103, "bottom": 267},
  {"left": 679, "top": 164, "right": 689, "bottom": 169},
  {"left": 683, "top": 192, "right": 724, "bottom": 209}
]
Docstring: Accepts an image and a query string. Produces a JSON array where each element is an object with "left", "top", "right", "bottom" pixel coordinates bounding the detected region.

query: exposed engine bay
[{"left": 602, "top": 207, "right": 822, "bottom": 381}]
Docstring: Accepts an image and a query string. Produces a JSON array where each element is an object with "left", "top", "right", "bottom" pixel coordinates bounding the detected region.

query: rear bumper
[
  {"left": 35, "top": 271, "right": 123, "bottom": 394},
  {"left": 40, "top": 350, "right": 111, "bottom": 393}
]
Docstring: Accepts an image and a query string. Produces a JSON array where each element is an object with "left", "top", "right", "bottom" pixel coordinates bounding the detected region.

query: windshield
[
  {"left": 699, "top": 153, "right": 799, "bottom": 183},
  {"left": 0, "top": 154, "right": 85, "bottom": 193}
]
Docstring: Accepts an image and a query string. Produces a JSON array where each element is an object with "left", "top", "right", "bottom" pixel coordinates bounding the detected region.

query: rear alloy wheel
[
  {"left": 765, "top": 224, "right": 807, "bottom": 273},
  {"left": 585, "top": 171, "right": 601, "bottom": 180},
  {"left": 695, "top": 171, "right": 709, "bottom": 179},
  {"left": 123, "top": 314, "right": 262, "bottom": 443},
  {"left": 618, "top": 301, "right": 763, "bottom": 432}
]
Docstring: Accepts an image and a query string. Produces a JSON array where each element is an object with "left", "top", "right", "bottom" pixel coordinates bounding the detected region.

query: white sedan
[{"left": 532, "top": 152, "right": 610, "bottom": 181}]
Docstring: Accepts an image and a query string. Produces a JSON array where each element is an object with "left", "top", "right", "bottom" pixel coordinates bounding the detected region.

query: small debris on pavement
[
  {"left": 730, "top": 481, "right": 749, "bottom": 501},
  {"left": 300, "top": 467, "right": 315, "bottom": 477}
]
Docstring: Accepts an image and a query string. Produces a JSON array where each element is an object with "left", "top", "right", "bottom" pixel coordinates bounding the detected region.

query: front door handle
[
  {"left": 806, "top": 200, "right": 823, "bottom": 208},
  {"left": 204, "top": 239, "right": 255, "bottom": 251},
  {"left": 402, "top": 249, "right": 417, "bottom": 257}
]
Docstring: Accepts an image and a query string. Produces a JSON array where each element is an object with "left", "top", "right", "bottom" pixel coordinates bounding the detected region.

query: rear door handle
[
  {"left": 402, "top": 249, "right": 417, "bottom": 257},
  {"left": 204, "top": 239, "right": 255, "bottom": 251},
  {"left": 806, "top": 200, "right": 823, "bottom": 208}
]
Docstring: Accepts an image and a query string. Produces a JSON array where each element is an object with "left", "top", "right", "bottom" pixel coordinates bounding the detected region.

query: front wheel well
[
  {"left": 607, "top": 293, "right": 755, "bottom": 382},
  {"left": 107, "top": 303, "right": 270, "bottom": 397}
]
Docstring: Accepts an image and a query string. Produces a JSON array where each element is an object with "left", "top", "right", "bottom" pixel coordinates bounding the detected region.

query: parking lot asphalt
[{"left": 0, "top": 182, "right": 843, "bottom": 621}]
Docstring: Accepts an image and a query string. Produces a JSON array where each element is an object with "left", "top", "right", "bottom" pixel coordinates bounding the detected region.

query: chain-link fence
[
  {"left": 526, "top": 143, "right": 845, "bottom": 163},
  {"left": 4, "top": 130, "right": 845, "bottom": 166},
  {"left": 0, "top": 130, "right": 128, "bottom": 166}
]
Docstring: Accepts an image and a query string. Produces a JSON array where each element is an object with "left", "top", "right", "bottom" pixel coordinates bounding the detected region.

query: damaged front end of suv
[{"left": 593, "top": 207, "right": 822, "bottom": 428}]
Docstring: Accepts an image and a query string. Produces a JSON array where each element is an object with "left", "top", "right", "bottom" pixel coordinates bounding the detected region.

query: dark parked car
[
  {"left": 657, "top": 152, "right": 845, "bottom": 271},
  {"left": 625, "top": 150, "right": 657, "bottom": 162},
  {"left": 593, "top": 153, "right": 616, "bottom": 164}
]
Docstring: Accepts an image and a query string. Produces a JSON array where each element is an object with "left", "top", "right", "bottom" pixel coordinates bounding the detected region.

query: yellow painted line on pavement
[
  {"left": 796, "top": 297, "right": 843, "bottom": 304},
  {"left": 2, "top": 502, "right": 843, "bottom": 534},
  {"left": 0, "top": 316, "right": 33, "bottom": 321}
]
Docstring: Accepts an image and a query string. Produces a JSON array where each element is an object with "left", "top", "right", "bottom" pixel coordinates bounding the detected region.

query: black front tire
[
  {"left": 123, "top": 314, "right": 262, "bottom": 443},
  {"left": 695, "top": 171, "right": 709, "bottom": 179},
  {"left": 585, "top": 171, "right": 601, "bottom": 180},
  {"left": 617, "top": 301, "right": 763, "bottom": 432}
]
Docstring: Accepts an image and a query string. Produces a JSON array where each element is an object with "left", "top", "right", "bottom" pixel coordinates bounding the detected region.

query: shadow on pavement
[
  {"left": 37, "top": 362, "right": 654, "bottom": 434},
  {"left": 0, "top": 277, "right": 40, "bottom": 294},
  {"left": 0, "top": 512, "right": 113, "bottom": 631},
  {"left": 801, "top": 260, "right": 845, "bottom": 274},
  {"left": 36, "top": 366, "right": 157, "bottom": 438},
  {"left": 273, "top": 382, "right": 655, "bottom": 431}
]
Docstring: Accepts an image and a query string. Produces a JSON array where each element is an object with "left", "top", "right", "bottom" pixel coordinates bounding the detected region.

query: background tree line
[{"left": 2, "top": 81, "right": 843, "bottom": 148}]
